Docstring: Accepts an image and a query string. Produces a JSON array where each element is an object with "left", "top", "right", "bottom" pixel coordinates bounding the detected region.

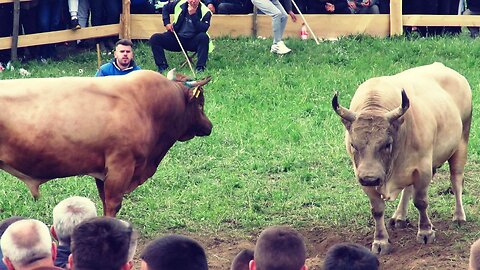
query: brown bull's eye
[
  {"left": 385, "top": 143, "right": 392, "bottom": 152},
  {"left": 350, "top": 143, "right": 357, "bottom": 151}
]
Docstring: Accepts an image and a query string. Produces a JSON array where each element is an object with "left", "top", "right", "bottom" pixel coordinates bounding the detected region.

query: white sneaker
[{"left": 271, "top": 41, "right": 291, "bottom": 55}]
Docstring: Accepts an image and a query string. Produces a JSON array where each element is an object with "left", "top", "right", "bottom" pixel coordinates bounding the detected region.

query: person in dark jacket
[
  {"left": 463, "top": 0, "right": 480, "bottom": 38},
  {"left": 308, "top": 0, "right": 351, "bottom": 14},
  {"left": 149, "top": 0, "right": 213, "bottom": 73}
]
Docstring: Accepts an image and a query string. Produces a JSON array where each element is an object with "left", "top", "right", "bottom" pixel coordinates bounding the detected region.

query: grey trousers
[{"left": 251, "top": 0, "right": 288, "bottom": 44}]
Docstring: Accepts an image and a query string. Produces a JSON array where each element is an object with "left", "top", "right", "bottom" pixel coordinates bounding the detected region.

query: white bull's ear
[{"left": 166, "top": 68, "right": 176, "bottom": 80}]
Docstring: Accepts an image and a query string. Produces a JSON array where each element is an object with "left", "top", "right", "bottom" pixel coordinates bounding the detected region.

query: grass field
[{"left": 1, "top": 34, "right": 480, "bottom": 250}]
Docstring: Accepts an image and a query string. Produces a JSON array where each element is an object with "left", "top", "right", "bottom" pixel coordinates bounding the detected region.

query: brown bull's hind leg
[
  {"left": 95, "top": 178, "right": 107, "bottom": 215},
  {"left": 448, "top": 142, "right": 468, "bottom": 224},
  {"left": 103, "top": 154, "right": 136, "bottom": 217}
]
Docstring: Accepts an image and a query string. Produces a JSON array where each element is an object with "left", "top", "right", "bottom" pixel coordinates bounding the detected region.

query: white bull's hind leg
[
  {"left": 389, "top": 185, "right": 413, "bottom": 229},
  {"left": 448, "top": 144, "right": 468, "bottom": 225},
  {"left": 413, "top": 185, "right": 435, "bottom": 244},
  {"left": 364, "top": 187, "right": 391, "bottom": 255}
]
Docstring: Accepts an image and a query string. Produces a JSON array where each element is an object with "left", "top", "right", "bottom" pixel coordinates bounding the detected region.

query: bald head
[{"left": 0, "top": 219, "right": 54, "bottom": 267}]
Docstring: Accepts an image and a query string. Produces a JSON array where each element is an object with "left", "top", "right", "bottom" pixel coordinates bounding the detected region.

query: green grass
[{"left": 1, "top": 34, "right": 480, "bottom": 239}]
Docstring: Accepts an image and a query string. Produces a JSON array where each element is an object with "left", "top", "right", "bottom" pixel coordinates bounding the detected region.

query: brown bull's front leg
[
  {"left": 413, "top": 187, "right": 435, "bottom": 244},
  {"left": 364, "top": 187, "right": 391, "bottom": 255},
  {"left": 103, "top": 153, "right": 136, "bottom": 217}
]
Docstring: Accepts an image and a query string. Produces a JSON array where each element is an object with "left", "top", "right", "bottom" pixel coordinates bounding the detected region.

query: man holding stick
[{"left": 150, "top": 0, "right": 213, "bottom": 73}]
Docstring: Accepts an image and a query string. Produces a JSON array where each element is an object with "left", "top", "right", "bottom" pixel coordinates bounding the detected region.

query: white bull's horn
[
  {"left": 166, "top": 68, "right": 176, "bottom": 80},
  {"left": 385, "top": 89, "right": 410, "bottom": 122},
  {"left": 332, "top": 92, "right": 356, "bottom": 122}
]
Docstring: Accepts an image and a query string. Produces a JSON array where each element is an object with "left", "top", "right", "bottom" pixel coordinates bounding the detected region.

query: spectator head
[
  {"left": 140, "top": 234, "right": 208, "bottom": 270},
  {"left": 0, "top": 219, "right": 57, "bottom": 270},
  {"left": 0, "top": 216, "right": 26, "bottom": 270},
  {"left": 51, "top": 196, "right": 97, "bottom": 246},
  {"left": 250, "top": 226, "right": 307, "bottom": 270},
  {"left": 68, "top": 217, "right": 136, "bottom": 270},
  {"left": 469, "top": 238, "right": 480, "bottom": 270},
  {"left": 114, "top": 39, "right": 135, "bottom": 70},
  {"left": 231, "top": 249, "right": 254, "bottom": 270},
  {"left": 323, "top": 242, "right": 379, "bottom": 270}
]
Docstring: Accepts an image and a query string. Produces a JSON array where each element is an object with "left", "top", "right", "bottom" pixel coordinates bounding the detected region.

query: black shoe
[
  {"left": 70, "top": 18, "right": 81, "bottom": 30},
  {"left": 195, "top": 66, "right": 205, "bottom": 73},
  {"left": 158, "top": 65, "right": 169, "bottom": 73}
]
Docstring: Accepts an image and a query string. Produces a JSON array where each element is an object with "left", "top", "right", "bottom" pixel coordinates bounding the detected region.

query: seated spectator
[
  {"left": 150, "top": 0, "right": 214, "bottom": 73},
  {"left": 249, "top": 226, "right": 307, "bottom": 270},
  {"left": 469, "top": 238, "right": 480, "bottom": 270},
  {"left": 202, "top": 0, "right": 217, "bottom": 13},
  {"left": 0, "top": 219, "right": 63, "bottom": 270},
  {"left": 231, "top": 249, "right": 254, "bottom": 270},
  {"left": 323, "top": 242, "right": 379, "bottom": 270},
  {"left": 140, "top": 234, "right": 208, "bottom": 270},
  {"left": 348, "top": 0, "right": 379, "bottom": 14},
  {"left": 67, "top": 0, "right": 81, "bottom": 30},
  {"left": 0, "top": 217, "right": 26, "bottom": 270},
  {"left": 463, "top": 0, "right": 480, "bottom": 38},
  {"left": 68, "top": 217, "right": 138, "bottom": 270},
  {"left": 96, "top": 39, "right": 141, "bottom": 77},
  {"left": 50, "top": 196, "right": 97, "bottom": 269},
  {"left": 131, "top": 0, "right": 157, "bottom": 14},
  {"left": 308, "top": 0, "right": 351, "bottom": 14}
]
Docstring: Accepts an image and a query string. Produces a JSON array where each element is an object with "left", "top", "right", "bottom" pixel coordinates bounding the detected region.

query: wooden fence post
[
  {"left": 389, "top": 0, "right": 403, "bottom": 36},
  {"left": 121, "top": 0, "right": 131, "bottom": 40},
  {"left": 252, "top": 7, "right": 257, "bottom": 38},
  {"left": 10, "top": 0, "right": 20, "bottom": 61}
]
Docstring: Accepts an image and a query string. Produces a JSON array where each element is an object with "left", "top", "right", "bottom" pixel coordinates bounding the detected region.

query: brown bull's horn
[
  {"left": 332, "top": 92, "right": 356, "bottom": 122},
  {"left": 186, "top": 76, "right": 212, "bottom": 88},
  {"left": 385, "top": 89, "right": 410, "bottom": 122}
]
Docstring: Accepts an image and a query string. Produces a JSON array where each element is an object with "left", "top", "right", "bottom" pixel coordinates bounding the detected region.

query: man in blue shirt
[{"left": 95, "top": 39, "right": 141, "bottom": 77}]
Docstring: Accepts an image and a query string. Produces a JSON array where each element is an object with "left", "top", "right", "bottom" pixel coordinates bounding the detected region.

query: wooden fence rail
[{"left": 1, "top": 0, "right": 480, "bottom": 51}]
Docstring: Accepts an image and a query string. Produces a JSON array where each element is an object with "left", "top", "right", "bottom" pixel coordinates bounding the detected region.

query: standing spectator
[
  {"left": 231, "top": 249, "right": 254, "bottom": 270},
  {"left": 19, "top": 0, "right": 40, "bottom": 61},
  {"left": 96, "top": 39, "right": 141, "bottom": 76},
  {"left": 463, "top": 0, "right": 480, "bottom": 38},
  {"left": 378, "top": 0, "right": 389, "bottom": 13},
  {"left": 323, "top": 242, "right": 379, "bottom": 270},
  {"left": 469, "top": 238, "right": 480, "bottom": 270},
  {"left": 37, "top": 0, "right": 64, "bottom": 60},
  {"left": 51, "top": 196, "right": 98, "bottom": 269},
  {"left": 132, "top": 0, "right": 157, "bottom": 14},
  {"left": 140, "top": 234, "right": 208, "bottom": 270},
  {"left": 216, "top": 0, "right": 254, "bottom": 14},
  {"left": 0, "top": 219, "right": 62, "bottom": 270},
  {"left": 149, "top": 0, "right": 213, "bottom": 73},
  {"left": 251, "top": 0, "right": 297, "bottom": 54},
  {"left": 68, "top": 217, "right": 138, "bottom": 270},
  {"left": 68, "top": 0, "right": 81, "bottom": 29},
  {"left": 78, "top": 0, "right": 90, "bottom": 28},
  {"left": 249, "top": 226, "right": 307, "bottom": 270},
  {"left": 0, "top": 217, "right": 26, "bottom": 270},
  {"left": 89, "top": 0, "right": 122, "bottom": 51},
  {"left": 0, "top": 3, "right": 13, "bottom": 66}
]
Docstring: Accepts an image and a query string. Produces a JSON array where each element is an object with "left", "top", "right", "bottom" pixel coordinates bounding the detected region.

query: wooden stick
[
  {"left": 172, "top": 29, "right": 196, "bottom": 77},
  {"left": 96, "top": 43, "right": 101, "bottom": 70},
  {"left": 11, "top": 0, "right": 20, "bottom": 61}
]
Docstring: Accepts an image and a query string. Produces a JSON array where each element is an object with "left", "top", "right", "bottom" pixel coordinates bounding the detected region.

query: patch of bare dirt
[{"left": 146, "top": 220, "right": 471, "bottom": 270}]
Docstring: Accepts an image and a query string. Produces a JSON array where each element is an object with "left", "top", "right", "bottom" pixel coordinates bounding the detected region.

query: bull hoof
[
  {"left": 452, "top": 219, "right": 466, "bottom": 227},
  {"left": 389, "top": 218, "right": 408, "bottom": 229},
  {"left": 416, "top": 229, "right": 435, "bottom": 244},
  {"left": 371, "top": 239, "right": 392, "bottom": 255}
]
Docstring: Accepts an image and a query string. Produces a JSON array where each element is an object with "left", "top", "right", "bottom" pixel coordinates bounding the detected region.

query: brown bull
[
  {"left": 332, "top": 62, "right": 472, "bottom": 255},
  {"left": 0, "top": 69, "right": 213, "bottom": 217}
]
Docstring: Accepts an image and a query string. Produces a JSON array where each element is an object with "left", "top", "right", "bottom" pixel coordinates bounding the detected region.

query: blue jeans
[
  {"left": 38, "top": 0, "right": 63, "bottom": 58},
  {"left": 251, "top": 0, "right": 287, "bottom": 44}
]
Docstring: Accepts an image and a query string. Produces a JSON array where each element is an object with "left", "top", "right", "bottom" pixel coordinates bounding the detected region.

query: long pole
[
  {"left": 172, "top": 29, "right": 196, "bottom": 77},
  {"left": 290, "top": 0, "right": 320, "bottom": 44},
  {"left": 11, "top": 0, "right": 20, "bottom": 61}
]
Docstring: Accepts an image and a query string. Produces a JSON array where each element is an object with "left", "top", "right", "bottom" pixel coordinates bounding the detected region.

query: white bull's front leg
[
  {"left": 413, "top": 185, "right": 435, "bottom": 244},
  {"left": 364, "top": 187, "right": 391, "bottom": 255}
]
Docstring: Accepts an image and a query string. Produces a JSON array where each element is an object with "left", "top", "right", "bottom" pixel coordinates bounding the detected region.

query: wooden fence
[{"left": 1, "top": 0, "right": 480, "bottom": 52}]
